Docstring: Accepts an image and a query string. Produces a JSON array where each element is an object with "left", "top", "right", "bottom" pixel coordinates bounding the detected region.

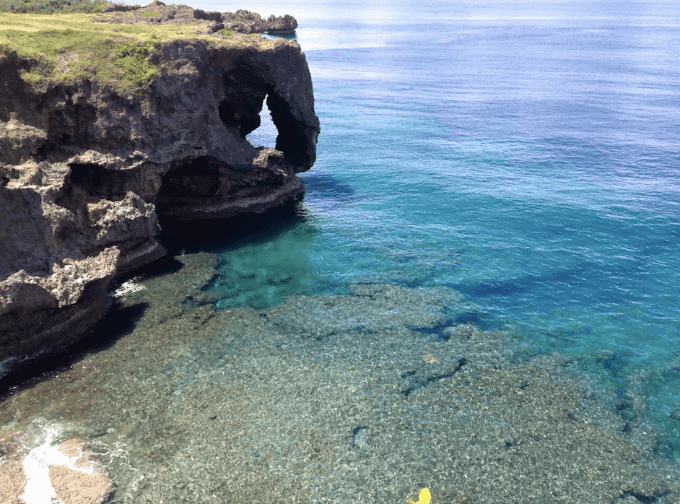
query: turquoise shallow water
[{"left": 191, "top": 1, "right": 680, "bottom": 458}]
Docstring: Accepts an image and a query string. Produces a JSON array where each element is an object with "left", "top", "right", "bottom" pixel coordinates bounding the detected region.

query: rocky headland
[
  {"left": 0, "top": 1, "right": 319, "bottom": 369},
  {"left": 91, "top": 0, "right": 299, "bottom": 35}
]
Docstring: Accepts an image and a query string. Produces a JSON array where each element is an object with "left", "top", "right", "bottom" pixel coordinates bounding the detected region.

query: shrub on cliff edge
[{"left": 0, "top": 0, "right": 110, "bottom": 14}]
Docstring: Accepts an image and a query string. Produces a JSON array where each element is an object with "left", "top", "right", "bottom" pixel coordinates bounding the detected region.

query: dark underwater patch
[
  {"left": 400, "top": 358, "right": 467, "bottom": 396},
  {"left": 596, "top": 351, "right": 630, "bottom": 378},
  {"left": 300, "top": 173, "right": 355, "bottom": 200},
  {"left": 408, "top": 319, "right": 455, "bottom": 341}
]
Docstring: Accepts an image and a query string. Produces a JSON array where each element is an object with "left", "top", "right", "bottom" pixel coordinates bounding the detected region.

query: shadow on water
[
  {"left": 299, "top": 172, "right": 358, "bottom": 213},
  {"left": 1, "top": 201, "right": 313, "bottom": 399},
  {"left": 157, "top": 199, "right": 321, "bottom": 311},
  {"left": 454, "top": 311, "right": 487, "bottom": 326},
  {"left": 300, "top": 173, "right": 355, "bottom": 200},
  {"left": 157, "top": 200, "right": 308, "bottom": 256},
  {"left": 595, "top": 351, "right": 632, "bottom": 379},
  {"left": 123, "top": 255, "right": 184, "bottom": 283},
  {"left": 0, "top": 302, "right": 148, "bottom": 402},
  {"left": 454, "top": 267, "right": 577, "bottom": 298}
]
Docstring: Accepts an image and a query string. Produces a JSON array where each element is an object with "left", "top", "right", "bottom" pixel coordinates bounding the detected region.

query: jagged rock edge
[{"left": 0, "top": 28, "right": 319, "bottom": 366}]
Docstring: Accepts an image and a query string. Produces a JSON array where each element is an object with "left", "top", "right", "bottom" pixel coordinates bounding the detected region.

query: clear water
[{"left": 193, "top": 0, "right": 680, "bottom": 458}]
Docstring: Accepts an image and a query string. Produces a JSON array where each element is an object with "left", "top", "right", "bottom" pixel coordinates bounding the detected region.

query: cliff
[
  {"left": 0, "top": 3, "right": 319, "bottom": 366},
  {"left": 91, "top": 1, "right": 299, "bottom": 35}
]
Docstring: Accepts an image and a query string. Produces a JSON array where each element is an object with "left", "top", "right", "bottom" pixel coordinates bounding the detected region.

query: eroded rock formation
[
  {"left": 92, "top": 1, "right": 299, "bottom": 35},
  {"left": 0, "top": 21, "right": 319, "bottom": 365}
]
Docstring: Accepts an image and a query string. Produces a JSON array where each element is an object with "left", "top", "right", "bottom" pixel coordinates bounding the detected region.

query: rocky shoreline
[
  {"left": 0, "top": 1, "right": 319, "bottom": 371},
  {"left": 1, "top": 253, "right": 678, "bottom": 502}
]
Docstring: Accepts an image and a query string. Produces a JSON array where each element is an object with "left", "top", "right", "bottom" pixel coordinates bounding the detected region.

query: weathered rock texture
[
  {"left": 50, "top": 437, "right": 114, "bottom": 504},
  {"left": 0, "top": 436, "right": 113, "bottom": 504},
  {"left": 92, "top": 1, "right": 298, "bottom": 35},
  {"left": 0, "top": 18, "right": 319, "bottom": 364}
]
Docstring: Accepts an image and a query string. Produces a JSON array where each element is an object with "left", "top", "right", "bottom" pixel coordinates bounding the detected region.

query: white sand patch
[
  {"left": 21, "top": 426, "right": 63, "bottom": 503},
  {"left": 20, "top": 425, "right": 110, "bottom": 504}
]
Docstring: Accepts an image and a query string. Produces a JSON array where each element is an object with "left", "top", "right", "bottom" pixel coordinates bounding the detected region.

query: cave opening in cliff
[
  {"left": 158, "top": 157, "right": 221, "bottom": 199},
  {"left": 245, "top": 94, "right": 278, "bottom": 149},
  {"left": 56, "top": 163, "right": 130, "bottom": 211}
]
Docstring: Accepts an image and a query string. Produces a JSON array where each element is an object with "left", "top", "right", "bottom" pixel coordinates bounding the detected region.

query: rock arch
[{"left": 217, "top": 45, "right": 319, "bottom": 170}]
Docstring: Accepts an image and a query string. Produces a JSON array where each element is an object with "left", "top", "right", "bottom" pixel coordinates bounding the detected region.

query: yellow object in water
[{"left": 406, "top": 487, "right": 431, "bottom": 504}]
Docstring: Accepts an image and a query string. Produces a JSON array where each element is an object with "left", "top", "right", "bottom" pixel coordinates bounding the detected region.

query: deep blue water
[{"left": 191, "top": 1, "right": 680, "bottom": 458}]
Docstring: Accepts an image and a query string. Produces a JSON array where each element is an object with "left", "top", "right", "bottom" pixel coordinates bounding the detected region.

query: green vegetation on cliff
[
  {"left": 0, "top": 14, "right": 169, "bottom": 93},
  {"left": 0, "top": 0, "right": 109, "bottom": 14},
  {"left": 0, "top": 0, "right": 274, "bottom": 96}
]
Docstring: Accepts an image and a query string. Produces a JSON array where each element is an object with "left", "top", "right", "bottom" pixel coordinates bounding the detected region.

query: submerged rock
[
  {"left": 352, "top": 426, "right": 371, "bottom": 449},
  {"left": 0, "top": 433, "right": 113, "bottom": 504},
  {"left": 0, "top": 6, "right": 319, "bottom": 366},
  {"left": 1, "top": 277, "right": 679, "bottom": 503}
]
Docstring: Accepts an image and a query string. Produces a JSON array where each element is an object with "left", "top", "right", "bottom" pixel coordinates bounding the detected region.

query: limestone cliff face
[{"left": 0, "top": 30, "right": 319, "bottom": 364}]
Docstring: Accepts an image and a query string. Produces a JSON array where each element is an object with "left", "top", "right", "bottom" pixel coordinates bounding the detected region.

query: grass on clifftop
[
  {"left": 0, "top": 0, "right": 109, "bottom": 14},
  {"left": 0, "top": 0, "right": 275, "bottom": 97}
]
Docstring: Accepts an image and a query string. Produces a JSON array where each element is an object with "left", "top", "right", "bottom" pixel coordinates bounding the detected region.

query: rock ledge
[{"left": 0, "top": 7, "right": 319, "bottom": 367}]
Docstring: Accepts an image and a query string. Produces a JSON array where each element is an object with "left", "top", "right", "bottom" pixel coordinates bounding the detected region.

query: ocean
[
  {"left": 3, "top": 1, "right": 680, "bottom": 501},
  {"left": 197, "top": 0, "right": 680, "bottom": 458}
]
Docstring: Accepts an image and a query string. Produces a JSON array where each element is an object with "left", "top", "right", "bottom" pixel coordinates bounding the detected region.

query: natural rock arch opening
[
  {"left": 218, "top": 62, "right": 268, "bottom": 141},
  {"left": 217, "top": 60, "right": 316, "bottom": 169},
  {"left": 244, "top": 94, "right": 278, "bottom": 149},
  {"left": 266, "top": 91, "right": 315, "bottom": 169}
]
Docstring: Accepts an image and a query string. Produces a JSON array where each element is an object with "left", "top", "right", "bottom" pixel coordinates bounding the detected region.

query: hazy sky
[{"left": 112, "top": 0, "right": 680, "bottom": 25}]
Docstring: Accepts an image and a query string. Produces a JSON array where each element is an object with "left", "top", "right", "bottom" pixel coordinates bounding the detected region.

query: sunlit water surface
[{"left": 190, "top": 0, "right": 680, "bottom": 458}]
